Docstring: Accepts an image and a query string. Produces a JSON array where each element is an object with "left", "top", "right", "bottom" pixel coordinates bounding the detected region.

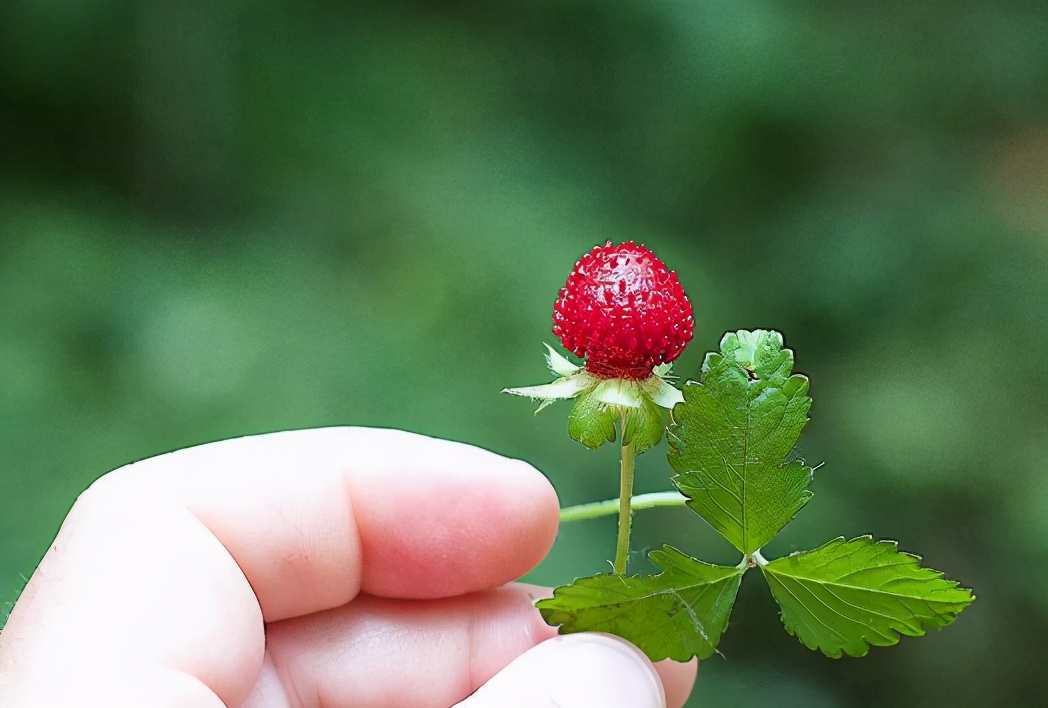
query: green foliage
[
  {"left": 620, "top": 395, "right": 665, "bottom": 454},
  {"left": 507, "top": 358, "right": 679, "bottom": 453},
  {"left": 568, "top": 394, "right": 617, "bottom": 449},
  {"left": 537, "top": 546, "right": 742, "bottom": 661},
  {"left": 544, "top": 331, "right": 974, "bottom": 662},
  {"left": 669, "top": 330, "right": 814, "bottom": 554},
  {"left": 762, "top": 536, "right": 975, "bottom": 658}
]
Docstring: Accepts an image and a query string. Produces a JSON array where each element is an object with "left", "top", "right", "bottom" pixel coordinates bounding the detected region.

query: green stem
[
  {"left": 613, "top": 436, "right": 637, "bottom": 575},
  {"left": 559, "top": 492, "right": 687, "bottom": 522}
]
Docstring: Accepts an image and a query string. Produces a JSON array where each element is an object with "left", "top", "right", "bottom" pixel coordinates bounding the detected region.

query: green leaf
[
  {"left": 668, "top": 330, "right": 814, "bottom": 554},
  {"left": 536, "top": 546, "right": 743, "bottom": 661},
  {"left": 715, "top": 328, "right": 794, "bottom": 380},
  {"left": 567, "top": 393, "right": 616, "bottom": 449},
  {"left": 762, "top": 536, "right": 976, "bottom": 658},
  {"left": 621, "top": 395, "right": 665, "bottom": 454}
]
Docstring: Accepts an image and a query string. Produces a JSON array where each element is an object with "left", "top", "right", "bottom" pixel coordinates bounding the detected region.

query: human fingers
[
  {"left": 0, "top": 428, "right": 559, "bottom": 707},
  {"left": 658, "top": 656, "right": 699, "bottom": 708},
  {"left": 242, "top": 584, "right": 555, "bottom": 707},
  {"left": 454, "top": 633, "right": 686, "bottom": 708},
  {"left": 243, "top": 583, "right": 696, "bottom": 708}
]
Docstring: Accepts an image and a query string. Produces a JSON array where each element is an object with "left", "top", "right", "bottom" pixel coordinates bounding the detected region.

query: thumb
[{"left": 456, "top": 633, "right": 666, "bottom": 708}]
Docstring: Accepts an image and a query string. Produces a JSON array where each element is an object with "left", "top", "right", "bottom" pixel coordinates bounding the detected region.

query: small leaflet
[
  {"left": 762, "top": 536, "right": 976, "bottom": 658},
  {"left": 536, "top": 546, "right": 743, "bottom": 661},
  {"left": 668, "top": 330, "right": 814, "bottom": 554}
]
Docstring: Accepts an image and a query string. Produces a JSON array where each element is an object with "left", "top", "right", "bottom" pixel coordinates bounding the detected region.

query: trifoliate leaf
[
  {"left": 761, "top": 536, "right": 976, "bottom": 658},
  {"left": 668, "top": 330, "right": 814, "bottom": 554},
  {"left": 536, "top": 546, "right": 743, "bottom": 661},
  {"left": 621, "top": 395, "right": 665, "bottom": 454},
  {"left": 568, "top": 393, "right": 616, "bottom": 448}
]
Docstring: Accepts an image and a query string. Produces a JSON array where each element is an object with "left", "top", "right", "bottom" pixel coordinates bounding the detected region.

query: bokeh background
[{"left": 2, "top": 1, "right": 1046, "bottom": 705}]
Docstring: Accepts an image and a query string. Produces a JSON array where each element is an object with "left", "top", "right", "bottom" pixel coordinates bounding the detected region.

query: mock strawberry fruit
[
  {"left": 553, "top": 242, "right": 693, "bottom": 380},
  {"left": 504, "top": 241, "right": 693, "bottom": 453}
]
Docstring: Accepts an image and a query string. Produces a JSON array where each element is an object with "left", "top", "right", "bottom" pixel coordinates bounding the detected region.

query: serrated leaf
[
  {"left": 762, "top": 536, "right": 976, "bottom": 658},
  {"left": 621, "top": 395, "right": 665, "bottom": 454},
  {"left": 536, "top": 546, "right": 743, "bottom": 661},
  {"left": 568, "top": 393, "right": 616, "bottom": 448},
  {"left": 709, "top": 328, "right": 793, "bottom": 381},
  {"left": 668, "top": 329, "right": 814, "bottom": 554}
]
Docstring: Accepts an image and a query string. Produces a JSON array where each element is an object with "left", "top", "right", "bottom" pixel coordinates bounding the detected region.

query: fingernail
[{"left": 542, "top": 634, "right": 665, "bottom": 708}]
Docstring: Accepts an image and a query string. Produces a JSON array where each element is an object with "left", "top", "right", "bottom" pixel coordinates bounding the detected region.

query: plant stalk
[
  {"left": 613, "top": 435, "right": 637, "bottom": 575},
  {"left": 559, "top": 492, "right": 686, "bottom": 522}
]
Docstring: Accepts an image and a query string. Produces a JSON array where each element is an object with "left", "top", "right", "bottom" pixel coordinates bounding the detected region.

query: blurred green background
[{"left": 2, "top": 1, "right": 1046, "bottom": 705}]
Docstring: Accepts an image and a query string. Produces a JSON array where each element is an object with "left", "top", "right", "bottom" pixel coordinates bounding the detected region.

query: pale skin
[{"left": 0, "top": 427, "right": 697, "bottom": 707}]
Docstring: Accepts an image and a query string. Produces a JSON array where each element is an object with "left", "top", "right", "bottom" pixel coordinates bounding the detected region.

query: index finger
[
  {"left": 118, "top": 426, "right": 561, "bottom": 619},
  {"left": 0, "top": 428, "right": 560, "bottom": 707}
]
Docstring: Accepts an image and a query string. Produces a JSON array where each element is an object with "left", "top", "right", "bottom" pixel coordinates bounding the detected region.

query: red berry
[{"left": 553, "top": 241, "right": 693, "bottom": 380}]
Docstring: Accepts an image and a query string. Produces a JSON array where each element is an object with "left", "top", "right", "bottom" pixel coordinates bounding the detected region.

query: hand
[{"left": 0, "top": 428, "right": 697, "bottom": 707}]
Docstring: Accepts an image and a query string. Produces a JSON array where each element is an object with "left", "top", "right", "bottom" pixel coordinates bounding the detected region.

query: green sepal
[
  {"left": 567, "top": 393, "right": 617, "bottom": 449},
  {"left": 536, "top": 545, "right": 744, "bottom": 661},
  {"left": 621, "top": 395, "right": 665, "bottom": 454},
  {"left": 761, "top": 536, "right": 976, "bottom": 658},
  {"left": 669, "top": 329, "right": 814, "bottom": 554},
  {"left": 505, "top": 344, "right": 683, "bottom": 452}
]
